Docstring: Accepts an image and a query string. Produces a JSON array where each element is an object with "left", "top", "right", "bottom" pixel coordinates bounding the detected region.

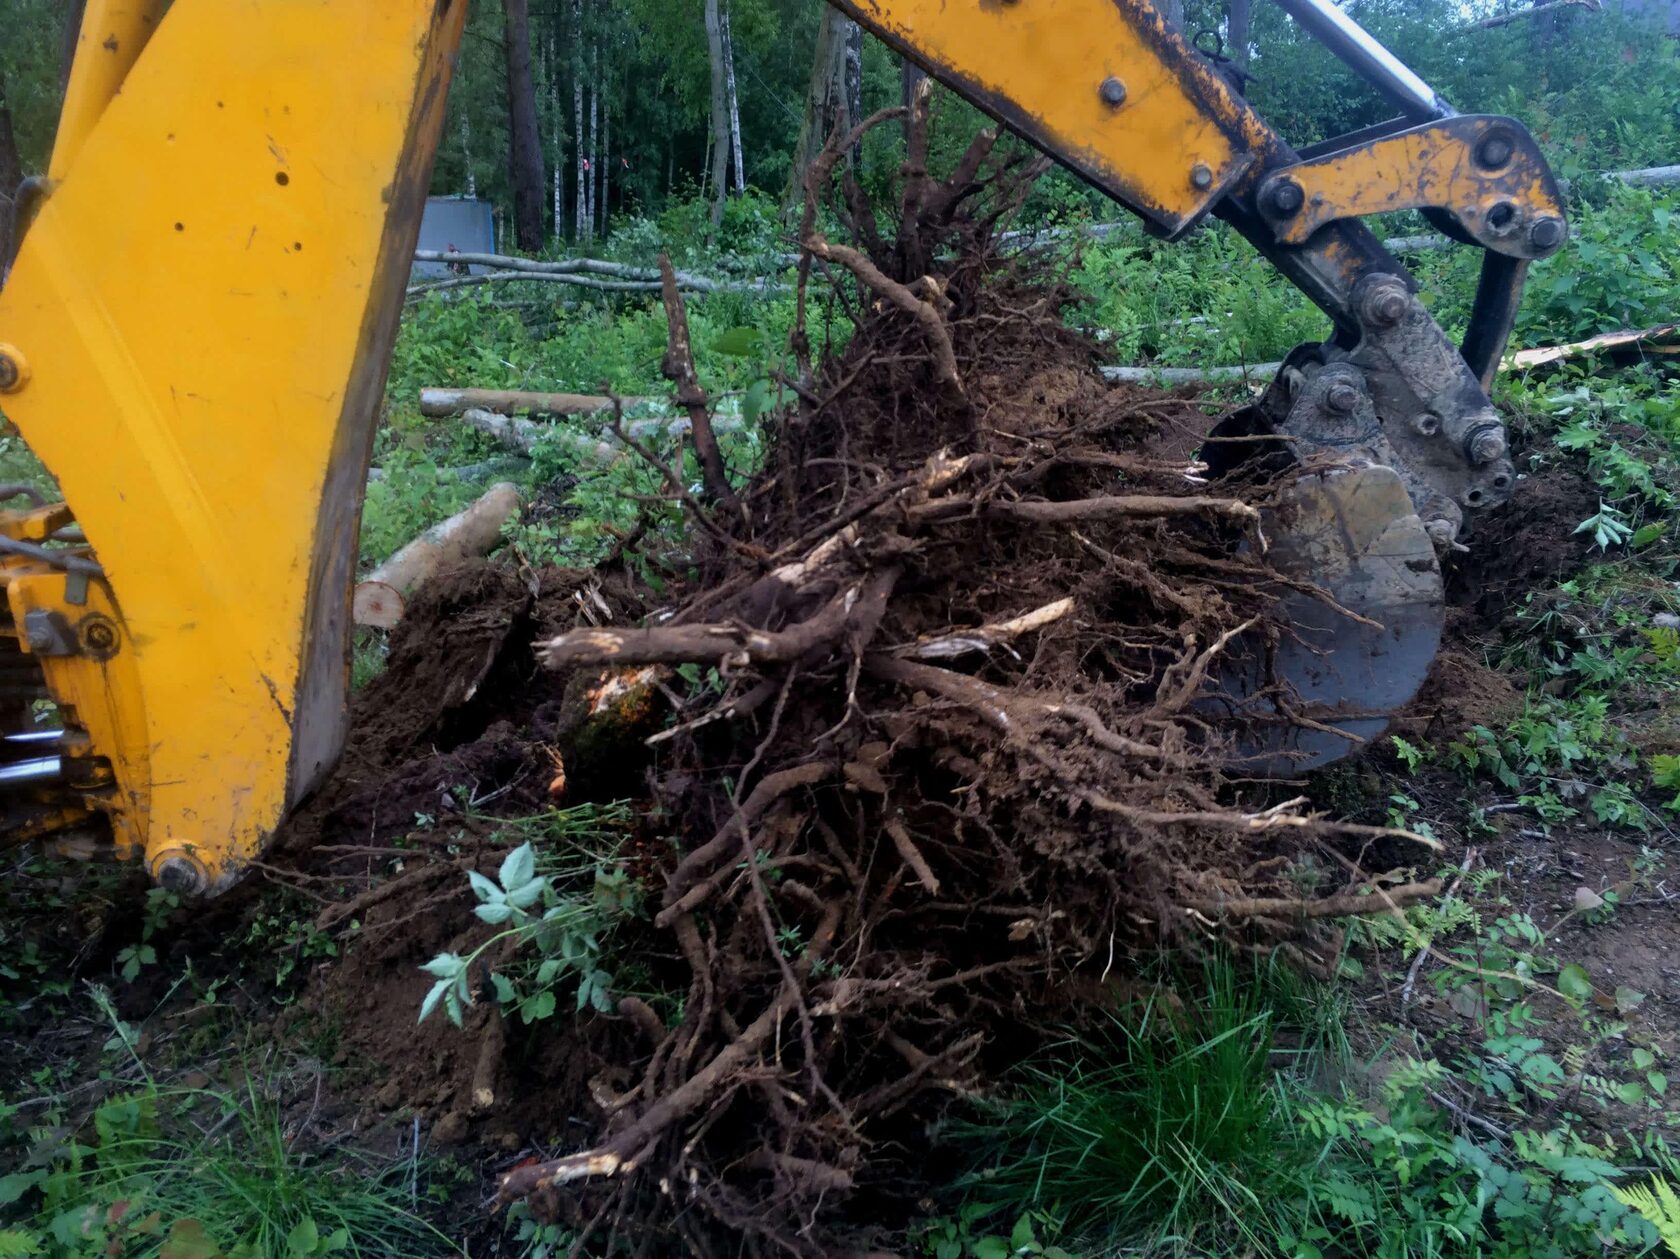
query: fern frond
[
  {"left": 0, "top": 1228, "right": 42, "bottom": 1257},
  {"left": 1613, "top": 1177, "right": 1680, "bottom": 1257}
]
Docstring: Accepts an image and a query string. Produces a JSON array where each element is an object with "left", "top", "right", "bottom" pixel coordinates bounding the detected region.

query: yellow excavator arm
[{"left": 0, "top": 0, "right": 1566, "bottom": 892}]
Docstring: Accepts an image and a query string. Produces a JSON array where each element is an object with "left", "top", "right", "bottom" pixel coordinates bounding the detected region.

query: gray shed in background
[{"left": 412, "top": 196, "right": 496, "bottom": 278}]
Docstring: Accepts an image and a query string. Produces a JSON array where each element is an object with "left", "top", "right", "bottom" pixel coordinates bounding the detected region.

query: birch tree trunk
[
  {"left": 461, "top": 114, "right": 478, "bottom": 199},
  {"left": 785, "top": 8, "right": 849, "bottom": 212},
  {"left": 846, "top": 19, "right": 860, "bottom": 133},
  {"left": 723, "top": 3, "right": 746, "bottom": 194},
  {"left": 844, "top": 20, "right": 863, "bottom": 165},
  {"left": 587, "top": 44, "right": 599, "bottom": 238},
  {"left": 546, "top": 17, "right": 563, "bottom": 236},
  {"left": 503, "top": 0, "right": 547, "bottom": 252},
  {"left": 704, "top": 0, "right": 732, "bottom": 229},
  {"left": 573, "top": 0, "right": 587, "bottom": 244},
  {"left": 600, "top": 80, "right": 611, "bottom": 237}
]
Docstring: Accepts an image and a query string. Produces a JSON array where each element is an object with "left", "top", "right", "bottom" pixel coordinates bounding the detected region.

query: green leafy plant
[
  {"left": 1612, "top": 1147, "right": 1680, "bottom": 1257},
  {"left": 113, "top": 889, "right": 179, "bottom": 984},
  {"left": 419, "top": 833, "right": 639, "bottom": 1028},
  {"left": 1390, "top": 735, "right": 1429, "bottom": 773},
  {"left": 917, "top": 1204, "right": 1081, "bottom": 1259},
  {"left": 1574, "top": 501, "right": 1634, "bottom": 550}
]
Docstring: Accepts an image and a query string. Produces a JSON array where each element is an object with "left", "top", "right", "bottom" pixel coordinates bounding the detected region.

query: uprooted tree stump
[{"left": 451, "top": 105, "right": 1445, "bottom": 1257}]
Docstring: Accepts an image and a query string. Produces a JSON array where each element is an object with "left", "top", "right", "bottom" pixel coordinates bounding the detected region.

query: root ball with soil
[{"left": 288, "top": 112, "right": 1438, "bottom": 1257}]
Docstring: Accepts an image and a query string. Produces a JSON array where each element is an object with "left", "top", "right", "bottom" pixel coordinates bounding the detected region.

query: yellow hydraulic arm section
[
  {"left": 0, "top": 0, "right": 1564, "bottom": 891},
  {"left": 0, "top": 0, "right": 467, "bottom": 892}
]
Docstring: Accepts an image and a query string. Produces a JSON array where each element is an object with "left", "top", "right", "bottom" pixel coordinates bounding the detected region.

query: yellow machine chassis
[{"left": 0, "top": 0, "right": 467, "bottom": 891}]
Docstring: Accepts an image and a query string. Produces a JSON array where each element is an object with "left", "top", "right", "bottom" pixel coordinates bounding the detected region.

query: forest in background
[{"left": 5, "top": 0, "right": 1680, "bottom": 265}]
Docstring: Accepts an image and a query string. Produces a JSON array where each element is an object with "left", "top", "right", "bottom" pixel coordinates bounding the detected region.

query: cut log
[
  {"left": 460, "top": 406, "right": 748, "bottom": 464},
  {"left": 1382, "top": 234, "right": 1451, "bottom": 254},
  {"left": 1607, "top": 165, "right": 1680, "bottom": 189},
  {"left": 366, "top": 455, "right": 529, "bottom": 485},
  {"left": 419, "top": 387, "right": 650, "bottom": 418},
  {"left": 1099, "top": 323, "right": 1680, "bottom": 390},
  {"left": 1505, "top": 322, "right": 1680, "bottom": 369},
  {"left": 1101, "top": 363, "right": 1280, "bottom": 386},
  {"left": 459, "top": 408, "right": 548, "bottom": 456},
  {"left": 353, "top": 482, "right": 523, "bottom": 629}
]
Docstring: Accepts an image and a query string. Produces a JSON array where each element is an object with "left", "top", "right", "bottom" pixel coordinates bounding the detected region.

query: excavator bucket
[{"left": 1205, "top": 463, "right": 1445, "bottom": 775}]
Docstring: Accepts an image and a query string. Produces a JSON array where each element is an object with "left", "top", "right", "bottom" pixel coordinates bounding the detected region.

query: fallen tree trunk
[
  {"left": 1609, "top": 165, "right": 1680, "bottom": 189},
  {"left": 419, "top": 387, "right": 651, "bottom": 418},
  {"left": 416, "top": 250, "right": 691, "bottom": 284},
  {"left": 407, "top": 271, "right": 673, "bottom": 300},
  {"left": 460, "top": 406, "right": 748, "bottom": 463},
  {"left": 1505, "top": 321, "right": 1680, "bottom": 369},
  {"left": 352, "top": 482, "right": 523, "bottom": 629},
  {"left": 1101, "top": 362, "right": 1280, "bottom": 386},
  {"left": 407, "top": 250, "right": 784, "bottom": 300},
  {"left": 1452, "top": 0, "right": 1598, "bottom": 33},
  {"left": 1101, "top": 322, "right": 1680, "bottom": 387},
  {"left": 366, "top": 455, "right": 529, "bottom": 485}
]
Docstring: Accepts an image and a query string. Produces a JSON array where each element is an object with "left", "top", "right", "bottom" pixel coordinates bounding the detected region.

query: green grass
[
  {"left": 0, "top": 985, "right": 457, "bottom": 1259},
  {"left": 929, "top": 948, "right": 1667, "bottom": 1259},
  {"left": 941, "top": 957, "right": 1311, "bottom": 1253},
  {"left": 1, "top": 1083, "right": 455, "bottom": 1259}
]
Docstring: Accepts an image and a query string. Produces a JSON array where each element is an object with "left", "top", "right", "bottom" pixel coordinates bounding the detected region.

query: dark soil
[
  {"left": 1445, "top": 465, "right": 1600, "bottom": 630},
  {"left": 1394, "top": 629, "right": 1524, "bottom": 743},
  {"left": 1394, "top": 452, "right": 1601, "bottom": 744}
]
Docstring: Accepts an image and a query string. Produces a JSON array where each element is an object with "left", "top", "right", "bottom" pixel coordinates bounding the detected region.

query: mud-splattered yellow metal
[
  {"left": 0, "top": 0, "right": 466, "bottom": 891},
  {"left": 1257, "top": 115, "right": 1568, "bottom": 252},
  {"left": 830, "top": 0, "right": 1265, "bottom": 237}
]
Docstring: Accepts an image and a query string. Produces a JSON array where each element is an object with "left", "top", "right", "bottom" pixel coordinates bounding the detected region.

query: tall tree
[
  {"left": 786, "top": 8, "right": 850, "bottom": 211},
  {"left": 1228, "top": 0, "right": 1251, "bottom": 69},
  {"left": 502, "top": 0, "right": 546, "bottom": 251},
  {"left": 59, "top": 0, "right": 86, "bottom": 92},
  {"left": 587, "top": 42, "right": 600, "bottom": 233},
  {"left": 844, "top": 20, "right": 863, "bottom": 166},
  {"left": 543, "top": 19, "right": 563, "bottom": 236},
  {"left": 459, "top": 114, "right": 478, "bottom": 197},
  {"left": 722, "top": 3, "right": 746, "bottom": 193},
  {"left": 573, "top": 0, "right": 588, "bottom": 243},
  {"left": 601, "top": 89, "right": 612, "bottom": 234},
  {"left": 703, "top": 0, "right": 732, "bottom": 228}
]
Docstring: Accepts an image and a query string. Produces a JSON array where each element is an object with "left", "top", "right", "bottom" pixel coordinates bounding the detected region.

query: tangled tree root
[{"left": 474, "top": 112, "right": 1439, "bottom": 1256}]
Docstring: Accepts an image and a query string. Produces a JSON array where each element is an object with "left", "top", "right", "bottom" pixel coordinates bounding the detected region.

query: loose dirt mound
[
  {"left": 285, "top": 116, "right": 1440, "bottom": 1256},
  {"left": 1446, "top": 465, "right": 1599, "bottom": 628}
]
